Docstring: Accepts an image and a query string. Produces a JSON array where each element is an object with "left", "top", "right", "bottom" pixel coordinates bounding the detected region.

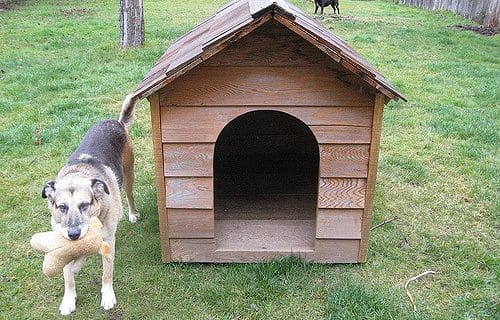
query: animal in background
[{"left": 315, "top": 0, "right": 340, "bottom": 14}]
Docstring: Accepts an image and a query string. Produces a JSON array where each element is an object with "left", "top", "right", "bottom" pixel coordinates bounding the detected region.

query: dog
[
  {"left": 314, "top": 0, "right": 340, "bottom": 14},
  {"left": 41, "top": 94, "right": 140, "bottom": 315}
]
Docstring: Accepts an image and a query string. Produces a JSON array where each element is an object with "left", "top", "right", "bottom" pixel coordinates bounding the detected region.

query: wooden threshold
[{"left": 215, "top": 219, "right": 315, "bottom": 252}]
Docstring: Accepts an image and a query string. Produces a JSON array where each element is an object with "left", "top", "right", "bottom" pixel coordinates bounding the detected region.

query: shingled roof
[{"left": 133, "top": 0, "right": 405, "bottom": 101}]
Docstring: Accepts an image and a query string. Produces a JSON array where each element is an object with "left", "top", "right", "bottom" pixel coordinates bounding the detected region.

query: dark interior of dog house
[{"left": 214, "top": 110, "right": 319, "bottom": 251}]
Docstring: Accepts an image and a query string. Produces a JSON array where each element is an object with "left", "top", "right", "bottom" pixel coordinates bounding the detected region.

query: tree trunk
[{"left": 120, "top": 0, "right": 145, "bottom": 48}]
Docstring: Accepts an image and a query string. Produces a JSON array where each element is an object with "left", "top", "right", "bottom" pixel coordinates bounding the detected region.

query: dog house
[{"left": 131, "top": 0, "right": 405, "bottom": 263}]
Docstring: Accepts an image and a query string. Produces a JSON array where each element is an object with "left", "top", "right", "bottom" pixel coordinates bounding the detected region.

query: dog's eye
[
  {"left": 78, "top": 202, "right": 90, "bottom": 212},
  {"left": 57, "top": 204, "right": 68, "bottom": 214}
]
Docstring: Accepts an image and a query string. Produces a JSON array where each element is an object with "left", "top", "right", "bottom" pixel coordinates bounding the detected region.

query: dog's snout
[{"left": 67, "top": 227, "right": 81, "bottom": 240}]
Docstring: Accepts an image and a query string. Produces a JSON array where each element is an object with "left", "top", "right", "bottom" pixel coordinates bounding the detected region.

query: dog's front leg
[
  {"left": 101, "top": 237, "right": 116, "bottom": 310},
  {"left": 59, "top": 257, "right": 86, "bottom": 315}
]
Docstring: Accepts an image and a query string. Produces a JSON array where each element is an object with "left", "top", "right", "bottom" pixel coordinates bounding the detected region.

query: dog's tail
[{"left": 119, "top": 94, "right": 139, "bottom": 130}]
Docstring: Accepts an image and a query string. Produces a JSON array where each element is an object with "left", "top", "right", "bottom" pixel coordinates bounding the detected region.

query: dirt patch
[
  {"left": 108, "top": 309, "right": 126, "bottom": 320},
  {"left": 60, "top": 8, "right": 93, "bottom": 17},
  {"left": 453, "top": 24, "right": 498, "bottom": 36},
  {"left": 317, "top": 15, "right": 356, "bottom": 21},
  {"left": 316, "top": 15, "right": 358, "bottom": 23},
  {"left": 315, "top": 14, "right": 400, "bottom": 26},
  {"left": 0, "top": 0, "right": 28, "bottom": 10}
]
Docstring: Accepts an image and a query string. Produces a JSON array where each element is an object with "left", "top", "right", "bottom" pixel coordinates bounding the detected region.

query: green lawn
[{"left": 0, "top": 0, "right": 498, "bottom": 319}]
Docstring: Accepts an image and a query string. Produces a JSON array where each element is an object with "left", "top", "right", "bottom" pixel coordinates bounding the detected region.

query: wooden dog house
[{"left": 132, "top": 0, "right": 405, "bottom": 263}]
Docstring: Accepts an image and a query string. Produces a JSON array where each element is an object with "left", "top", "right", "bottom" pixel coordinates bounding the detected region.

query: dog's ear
[
  {"left": 42, "top": 180, "right": 56, "bottom": 201},
  {"left": 91, "top": 178, "right": 110, "bottom": 200}
]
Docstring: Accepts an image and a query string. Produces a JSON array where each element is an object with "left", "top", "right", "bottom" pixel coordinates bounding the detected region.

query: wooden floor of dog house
[
  {"left": 215, "top": 220, "right": 315, "bottom": 252},
  {"left": 215, "top": 194, "right": 316, "bottom": 253}
]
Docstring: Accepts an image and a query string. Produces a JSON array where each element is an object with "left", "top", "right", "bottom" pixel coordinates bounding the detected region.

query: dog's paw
[
  {"left": 59, "top": 294, "right": 76, "bottom": 315},
  {"left": 128, "top": 211, "right": 140, "bottom": 224},
  {"left": 101, "top": 287, "right": 117, "bottom": 310}
]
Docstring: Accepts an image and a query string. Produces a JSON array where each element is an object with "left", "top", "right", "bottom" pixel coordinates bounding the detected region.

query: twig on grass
[
  {"left": 405, "top": 270, "right": 438, "bottom": 311},
  {"left": 402, "top": 235, "right": 410, "bottom": 247},
  {"left": 370, "top": 216, "right": 399, "bottom": 231}
]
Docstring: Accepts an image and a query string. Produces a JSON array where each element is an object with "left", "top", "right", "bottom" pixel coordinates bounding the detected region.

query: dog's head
[{"left": 42, "top": 176, "right": 109, "bottom": 240}]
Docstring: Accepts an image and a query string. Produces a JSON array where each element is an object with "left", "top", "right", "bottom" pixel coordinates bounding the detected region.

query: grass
[{"left": 0, "top": 0, "right": 498, "bottom": 318}]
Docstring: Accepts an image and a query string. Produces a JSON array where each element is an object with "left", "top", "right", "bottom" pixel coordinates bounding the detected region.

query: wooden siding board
[
  {"left": 318, "top": 178, "right": 366, "bottom": 209},
  {"left": 170, "top": 238, "right": 217, "bottom": 262},
  {"left": 169, "top": 238, "right": 361, "bottom": 263},
  {"left": 212, "top": 250, "right": 314, "bottom": 263},
  {"left": 311, "top": 126, "right": 372, "bottom": 144},
  {"left": 358, "top": 94, "right": 385, "bottom": 262},
  {"left": 170, "top": 238, "right": 315, "bottom": 263},
  {"left": 163, "top": 143, "right": 214, "bottom": 177},
  {"left": 165, "top": 177, "right": 213, "bottom": 209},
  {"left": 160, "top": 66, "right": 374, "bottom": 107},
  {"left": 314, "top": 239, "right": 360, "bottom": 263},
  {"left": 316, "top": 209, "right": 363, "bottom": 239},
  {"left": 168, "top": 209, "right": 214, "bottom": 238},
  {"left": 160, "top": 106, "right": 373, "bottom": 143},
  {"left": 319, "top": 144, "right": 370, "bottom": 178},
  {"left": 150, "top": 94, "right": 171, "bottom": 262}
]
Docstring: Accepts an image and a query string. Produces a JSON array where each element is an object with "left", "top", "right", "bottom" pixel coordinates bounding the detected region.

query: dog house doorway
[{"left": 214, "top": 110, "right": 319, "bottom": 253}]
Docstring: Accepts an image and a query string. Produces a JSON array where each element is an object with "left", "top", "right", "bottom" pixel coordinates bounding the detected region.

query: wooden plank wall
[{"left": 156, "top": 20, "right": 378, "bottom": 263}]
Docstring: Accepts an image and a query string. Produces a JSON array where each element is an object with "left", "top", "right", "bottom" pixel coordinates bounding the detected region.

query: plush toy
[{"left": 30, "top": 217, "right": 111, "bottom": 277}]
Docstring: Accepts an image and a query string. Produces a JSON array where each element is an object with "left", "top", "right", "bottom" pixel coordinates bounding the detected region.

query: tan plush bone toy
[{"left": 30, "top": 216, "right": 111, "bottom": 277}]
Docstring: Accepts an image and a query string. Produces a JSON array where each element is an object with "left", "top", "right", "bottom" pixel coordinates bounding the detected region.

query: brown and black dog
[{"left": 41, "top": 95, "right": 139, "bottom": 315}]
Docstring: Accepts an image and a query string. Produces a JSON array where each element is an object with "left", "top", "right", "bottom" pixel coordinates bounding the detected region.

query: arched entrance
[{"left": 214, "top": 110, "right": 319, "bottom": 252}]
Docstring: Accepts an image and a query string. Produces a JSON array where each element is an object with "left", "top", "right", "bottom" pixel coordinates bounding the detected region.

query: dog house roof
[{"left": 133, "top": 0, "right": 405, "bottom": 101}]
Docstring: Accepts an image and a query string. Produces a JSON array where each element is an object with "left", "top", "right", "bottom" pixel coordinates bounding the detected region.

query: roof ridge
[{"left": 249, "top": 0, "right": 293, "bottom": 18}]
